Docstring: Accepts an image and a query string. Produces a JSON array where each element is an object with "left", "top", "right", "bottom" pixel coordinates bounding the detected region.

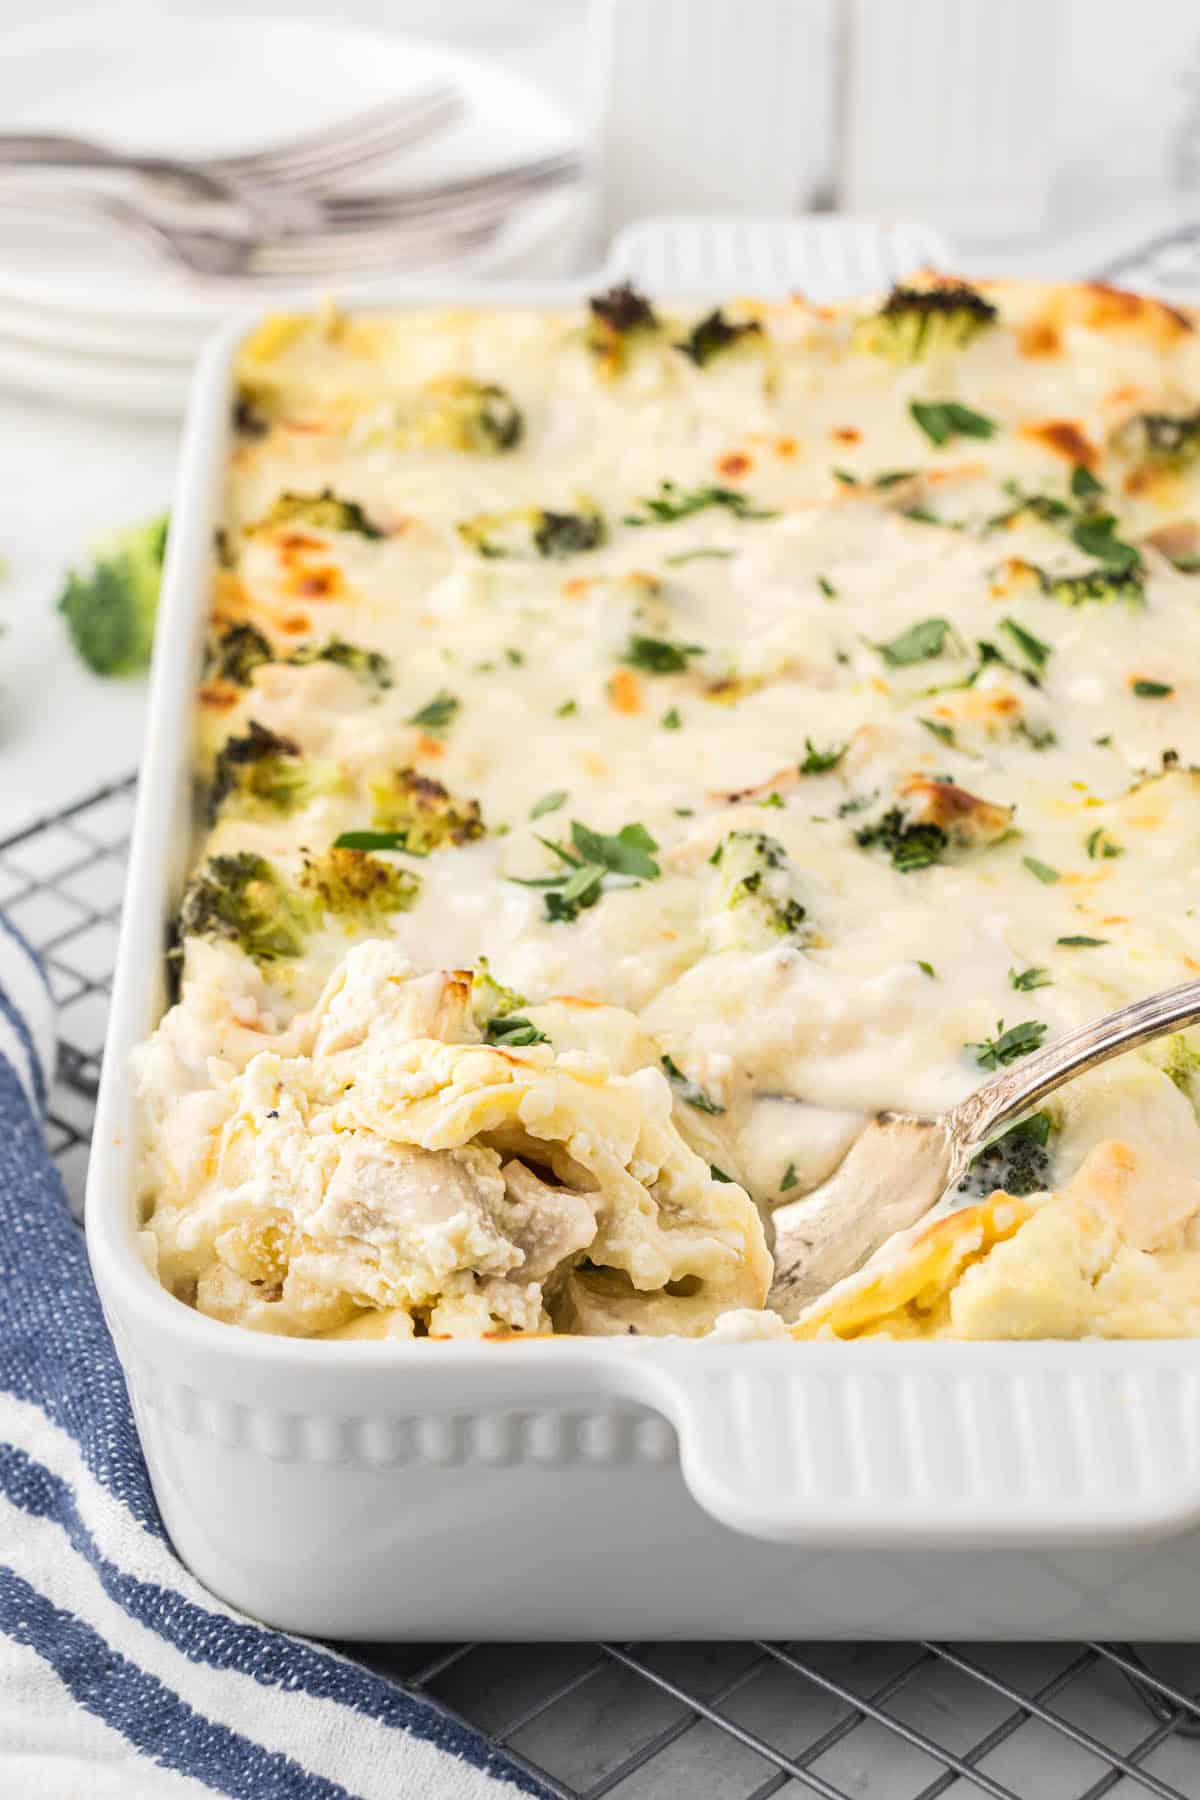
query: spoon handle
[{"left": 950, "top": 976, "right": 1200, "bottom": 1150}]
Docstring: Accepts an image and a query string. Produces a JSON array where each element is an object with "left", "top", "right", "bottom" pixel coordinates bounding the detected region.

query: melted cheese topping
[{"left": 137, "top": 278, "right": 1200, "bottom": 1339}]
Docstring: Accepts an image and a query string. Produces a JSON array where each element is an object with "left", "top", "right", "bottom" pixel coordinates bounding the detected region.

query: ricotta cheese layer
[{"left": 136, "top": 276, "right": 1200, "bottom": 1339}]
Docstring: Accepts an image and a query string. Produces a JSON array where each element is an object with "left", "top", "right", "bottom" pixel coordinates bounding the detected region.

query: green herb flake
[
  {"left": 710, "top": 1164, "right": 734, "bottom": 1183},
  {"left": 675, "top": 309, "right": 762, "bottom": 368},
  {"left": 1010, "top": 966, "right": 1053, "bottom": 991},
  {"left": 817, "top": 575, "right": 838, "bottom": 598},
  {"left": 484, "top": 1015, "right": 550, "bottom": 1047},
  {"left": 661, "top": 1053, "right": 725, "bottom": 1114},
  {"left": 407, "top": 690, "right": 460, "bottom": 734},
  {"left": 832, "top": 467, "right": 860, "bottom": 487},
  {"left": 910, "top": 399, "right": 997, "bottom": 447},
  {"left": 999, "top": 616, "right": 1051, "bottom": 669},
  {"left": 661, "top": 706, "right": 683, "bottom": 730},
  {"left": 1132, "top": 679, "right": 1174, "bottom": 698},
  {"left": 968, "top": 1018, "right": 1049, "bottom": 1070},
  {"left": 333, "top": 830, "right": 409, "bottom": 852},
  {"left": 555, "top": 698, "right": 578, "bottom": 718},
  {"left": 876, "top": 616, "right": 955, "bottom": 667},
  {"left": 920, "top": 717, "right": 956, "bottom": 745},
  {"left": 780, "top": 1162, "right": 799, "bottom": 1191},
  {"left": 1071, "top": 464, "right": 1105, "bottom": 499},
  {"left": 530, "top": 790, "right": 567, "bottom": 820},
  {"left": 505, "top": 647, "right": 525, "bottom": 666},
  {"left": 758, "top": 792, "right": 784, "bottom": 809},
  {"left": 916, "top": 960, "right": 937, "bottom": 978},
  {"left": 1086, "top": 827, "right": 1122, "bottom": 859},
  {"left": 665, "top": 547, "right": 735, "bottom": 566},
  {"left": 873, "top": 468, "right": 917, "bottom": 490},
  {"left": 624, "top": 480, "right": 777, "bottom": 527},
  {"left": 1070, "top": 512, "right": 1141, "bottom": 574},
  {"left": 1022, "top": 855, "right": 1060, "bottom": 885},
  {"left": 799, "top": 737, "right": 848, "bottom": 775},
  {"left": 622, "top": 634, "right": 703, "bottom": 674},
  {"left": 1057, "top": 934, "right": 1108, "bottom": 947}
]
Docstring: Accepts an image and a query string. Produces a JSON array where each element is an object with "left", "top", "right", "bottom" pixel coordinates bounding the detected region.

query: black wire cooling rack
[{"left": 5, "top": 775, "right": 1200, "bottom": 1800}]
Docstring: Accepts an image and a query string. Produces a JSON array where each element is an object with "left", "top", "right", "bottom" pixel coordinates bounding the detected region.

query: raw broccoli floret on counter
[
  {"left": 210, "top": 720, "right": 341, "bottom": 820},
  {"left": 366, "top": 768, "right": 485, "bottom": 854},
  {"left": 287, "top": 635, "right": 393, "bottom": 692},
  {"left": 177, "top": 852, "right": 313, "bottom": 963},
  {"left": 709, "top": 831, "right": 807, "bottom": 946},
  {"left": 852, "top": 283, "right": 998, "bottom": 362},
  {"left": 298, "top": 847, "right": 420, "bottom": 922},
  {"left": 208, "top": 622, "right": 273, "bottom": 686},
  {"left": 956, "top": 1111, "right": 1053, "bottom": 1200},
  {"left": 1114, "top": 408, "right": 1200, "bottom": 473},
  {"left": 252, "top": 488, "right": 384, "bottom": 538},
  {"left": 57, "top": 512, "right": 168, "bottom": 677}
]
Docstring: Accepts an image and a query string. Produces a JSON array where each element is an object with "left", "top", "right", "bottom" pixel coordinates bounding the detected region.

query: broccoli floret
[
  {"left": 709, "top": 830, "right": 807, "bottom": 947},
  {"left": 411, "top": 376, "right": 524, "bottom": 453},
  {"left": 298, "top": 847, "right": 420, "bottom": 922},
  {"left": 369, "top": 768, "right": 485, "bottom": 853},
  {"left": 852, "top": 283, "right": 998, "bottom": 362},
  {"left": 252, "top": 488, "right": 384, "bottom": 538},
  {"left": 57, "top": 512, "right": 168, "bottom": 677},
  {"left": 470, "top": 955, "right": 527, "bottom": 1032},
  {"left": 675, "top": 308, "right": 762, "bottom": 368},
  {"left": 210, "top": 720, "right": 340, "bottom": 820},
  {"left": 957, "top": 1112, "right": 1054, "bottom": 1200},
  {"left": 208, "top": 622, "right": 273, "bottom": 686},
  {"left": 178, "top": 852, "right": 312, "bottom": 963},
  {"left": 589, "top": 281, "right": 658, "bottom": 337},
  {"left": 287, "top": 636, "right": 393, "bottom": 692},
  {"left": 855, "top": 807, "right": 948, "bottom": 872},
  {"left": 1114, "top": 408, "right": 1200, "bottom": 473},
  {"left": 458, "top": 503, "right": 605, "bottom": 560}
]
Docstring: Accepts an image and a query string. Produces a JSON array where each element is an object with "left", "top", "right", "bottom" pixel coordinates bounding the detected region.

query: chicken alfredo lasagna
[{"left": 136, "top": 277, "right": 1200, "bottom": 1342}]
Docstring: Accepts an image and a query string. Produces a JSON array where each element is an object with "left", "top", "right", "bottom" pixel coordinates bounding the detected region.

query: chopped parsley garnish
[
  {"left": 876, "top": 616, "right": 955, "bottom": 667},
  {"left": 515, "top": 819, "right": 660, "bottom": 923},
  {"left": 485, "top": 1015, "right": 550, "bottom": 1047},
  {"left": 710, "top": 1164, "right": 735, "bottom": 1183},
  {"left": 916, "top": 960, "right": 937, "bottom": 978},
  {"left": 533, "top": 509, "right": 607, "bottom": 559},
  {"left": 1022, "top": 855, "right": 1060, "bottom": 884},
  {"left": 968, "top": 1019, "right": 1049, "bottom": 1070},
  {"left": 661, "top": 1053, "right": 725, "bottom": 1113},
  {"left": 505, "top": 647, "right": 525, "bottom": 665},
  {"left": 675, "top": 308, "right": 762, "bottom": 367},
  {"left": 624, "top": 481, "right": 777, "bottom": 526},
  {"left": 920, "top": 717, "right": 956, "bottom": 745},
  {"left": 817, "top": 575, "right": 838, "bottom": 598},
  {"left": 1085, "top": 827, "right": 1122, "bottom": 859},
  {"left": 909, "top": 399, "right": 997, "bottom": 447},
  {"left": 758, "top": 792, "right": 784, "bottom": 809},
  {"left": 555, "top": 698, "right": 578, "bottom": 717},
  {"left": 999, "top": 616, "right": 1050, "bottom": 669},
  {"left": 873, "top": 468, "right": 917, "bottom": 489},
  {"left": 799, "top": 738, "right": 848, "bottom": 775},
  {"left": 1057, "top": 934, "right": 1107, "bottom": 947},
  {"left": 780, "top": 1162, "right": 799, "bottom": 1190},
  {"left": 1016, "top": 721, "right": 1057, "bottom": 751},
  {"left": 1132, "top": 679, "right": 1174, "bottom": 698},
  {"left": 1010, "top": 966, "right": 1052, "bottom": 991},
  {"left": 622, "top": 634, "right": 704, "bottom": 673},
  {"left": 661, "top": 707, "right": 683, "bottom": 730},
  {"left": 1071, "top": 464, "right": 1105, "bottom": 499},
  {"left": 832, "top": 468, "right": 860, "bottom": 486},
  {"left": 408, "top": 690, "right": 459, "bottom": 734},
  {"left": 1070, "top": 511, "right": 1141, "bottom": 575},
  {"left": 665, "top": 547, "right": 736, "bottom": 566},
  {"left": 530, "top": 790, "right": 567, "bottom": 820}
]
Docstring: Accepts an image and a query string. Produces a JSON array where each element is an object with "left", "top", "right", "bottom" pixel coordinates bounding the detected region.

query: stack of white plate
[{"left": 0, "top": 17, "right": 586, "bottom": 418}]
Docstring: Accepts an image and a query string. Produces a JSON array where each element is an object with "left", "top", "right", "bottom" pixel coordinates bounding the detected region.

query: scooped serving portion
[{"left": 136, "top": 277, "right": 1200, "bottom": 1340}]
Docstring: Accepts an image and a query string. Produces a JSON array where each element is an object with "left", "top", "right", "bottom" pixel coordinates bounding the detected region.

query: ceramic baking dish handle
[
  {"left": 637, "top": 1350, "right": 1200, "bottom": 1549},
  {"left": 603, "top": 213, "right": 954, "bottom": 301}
]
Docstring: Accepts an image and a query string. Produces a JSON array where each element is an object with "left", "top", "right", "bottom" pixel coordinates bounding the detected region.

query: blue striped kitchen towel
[{"left": 0, "top": 914, "right": 550, "bottom": 1800}]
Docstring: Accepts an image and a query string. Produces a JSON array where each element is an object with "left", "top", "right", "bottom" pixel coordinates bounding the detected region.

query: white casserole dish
[{"left": 87, "top": 217, "right": 1200, "bottom": 1639}]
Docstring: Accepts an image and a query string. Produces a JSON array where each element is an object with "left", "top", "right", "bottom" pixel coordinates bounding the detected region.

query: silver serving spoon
[{"left": 768, "top": 976, "right": 1200, "bottom": 1320}]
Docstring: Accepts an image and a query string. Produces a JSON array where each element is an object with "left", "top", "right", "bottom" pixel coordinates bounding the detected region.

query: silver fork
[
  {"left": 0, "top": 154, "right": 577, "bottom": 277},
  {"left": 0, "top": 88, "right": 462, "bottom": 197},
  {"left": 768, "top": 976, "right": 1200, "bottom": 1318}
]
